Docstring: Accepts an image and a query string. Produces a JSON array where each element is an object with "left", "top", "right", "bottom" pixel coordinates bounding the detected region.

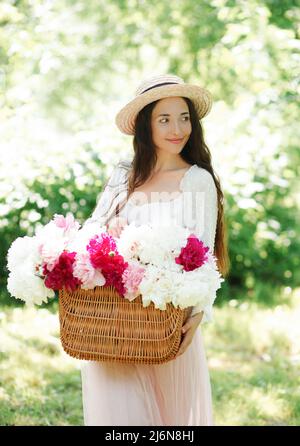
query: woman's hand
[
  {"left": 175, "top": 311, "right": 204, "bottom": 358},
  {"left": 106, "top": 216, "right": 128, "bottom": 238}
]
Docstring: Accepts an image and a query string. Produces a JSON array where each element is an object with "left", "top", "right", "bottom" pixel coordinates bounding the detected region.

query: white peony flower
[
  {"left": 116, "top": 222, "right": 144, "bottom": 260},
  {"left": 118, "top": 222, "right": 189, "bottom": 268},
  {"left": 7, "top": 236, "right": 41, "bottom": 273},
  {"left": 7, "top": 234, "right": 56, "bottom": 306},
  {"left": 172, "top": 260, "right": 224, "bottom": 310},
  {"left": 139, "top": 266, "right": 174, "bottom": 310},
  {"left": 35, "top": 222, "right": 68, "bottom": 271},
  {"left": 7, "top": 267, "right": 55, "bottom": 306},
  {"left": 67, "top": 222, "right": 106, "bottom": 254}
]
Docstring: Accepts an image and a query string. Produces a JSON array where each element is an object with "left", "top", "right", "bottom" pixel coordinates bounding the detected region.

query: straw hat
[{"left": 115, "top": 73, "right": 213, "bottom": 135}]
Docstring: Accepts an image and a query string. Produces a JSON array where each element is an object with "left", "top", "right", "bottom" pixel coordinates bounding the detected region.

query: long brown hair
[{"left": 107, "top": 97, "right": 230, "bottom": 277}]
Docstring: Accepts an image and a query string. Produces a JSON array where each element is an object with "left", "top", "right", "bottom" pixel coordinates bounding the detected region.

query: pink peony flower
[
  {"left": 87, "top": 233, "right": 128, "bottom": 296},
  {"left": 101, "top": 253, "right": 128, "bottom": 296},
  {"left": 37, "top": 238, "right": 65, "bottom": 272},
  {"left": 73, "top": 252, "right": 106, "bottom": 289},
  {"left": 175, "top": 234, "right": 209, "bottom": 272},
  {"left": 87, "top": 233, "right": 118, "bottom": 263},
  {"left": 53, "top": 212, "right": 80, "bottom": 235},
  {"left": 43, "top": 250, "right": 82, "bottom": 291},
  {"left": 122, "top": 263, "right": 146, "bottom": 301}
]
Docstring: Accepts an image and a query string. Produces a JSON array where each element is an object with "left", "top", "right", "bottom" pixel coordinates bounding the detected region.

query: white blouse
[{"left": 83, "top": 159, "right": 218, "bottom": 323}]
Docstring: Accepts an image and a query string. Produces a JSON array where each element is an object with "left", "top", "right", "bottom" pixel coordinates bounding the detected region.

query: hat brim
[{"left": 115, "top": 83, "right": 213, "bottom": 135}]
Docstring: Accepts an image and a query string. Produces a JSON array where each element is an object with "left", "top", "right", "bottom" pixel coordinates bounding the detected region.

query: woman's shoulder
[
  {"left": 109, "top": 158, "right": 132, "bottom": 181},
  {"left": 116, "top": 158, "right": 133, "bottom": 171},
  {"left": 103, "top": 158, "right": 132, "bottom": 190},
  {"left": 183, "top": 164, "right": 216, "bottom": 191}
]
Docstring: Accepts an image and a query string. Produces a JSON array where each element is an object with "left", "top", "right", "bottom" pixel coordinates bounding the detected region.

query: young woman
[{"left": 80, "top": 74, "right": 230, "bottom": 426}]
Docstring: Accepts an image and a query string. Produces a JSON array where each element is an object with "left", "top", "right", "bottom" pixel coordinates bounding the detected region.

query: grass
[
  {"left": 0, "top": 288, "right": 299, "bottom": 426},
  {"left": 204, "top": 288, "right": 300, "bottom": 426},
  {"left": 0, "top": 305, "right": 83, "bottom": 426}
]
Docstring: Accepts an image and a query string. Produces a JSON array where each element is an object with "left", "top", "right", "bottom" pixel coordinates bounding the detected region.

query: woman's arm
[
  {"left": 82, "top": 161, "right": 129, "bottom": 229},
  {"left": 176, "top": 168, "right": 218, "bottom": 356},
  {"left": 190, "top": 167, "right": 218, "bottom": 322}
]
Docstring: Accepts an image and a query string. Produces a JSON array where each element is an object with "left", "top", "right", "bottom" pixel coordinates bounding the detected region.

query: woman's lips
[{"left": 166, "top": 138, "right": 184, "bottom": 144}]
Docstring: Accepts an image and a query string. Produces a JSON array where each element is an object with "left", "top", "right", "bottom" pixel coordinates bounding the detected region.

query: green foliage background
[{"left": 1, "top": 0, "right": 299, "bottom": 307}]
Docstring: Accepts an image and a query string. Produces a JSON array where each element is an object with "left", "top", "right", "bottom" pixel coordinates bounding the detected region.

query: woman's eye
[{"left": 159, "top": 117, "right": 190, "bottom": 123}]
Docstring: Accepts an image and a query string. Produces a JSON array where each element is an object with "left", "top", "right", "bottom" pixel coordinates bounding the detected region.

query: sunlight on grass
[
  {"left": 248, "top": 388, "right": 290, "bottom": 419},
  {"left": 1, "top": 288, "right": 300, "bottom": 425},
  {"left": 203, "top": 288, "right": 300, "bottom": 426},
  {"left": 0, "top": 305, "right": 83, "bottom": 426}
]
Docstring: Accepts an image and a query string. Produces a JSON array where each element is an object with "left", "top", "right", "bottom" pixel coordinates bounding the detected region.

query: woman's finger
[
  {"left": 182, "top": 312, "right": 203, "bottom": 333},
  {"left": 176, "top": 331, "right": 194, "bottom": 357}
]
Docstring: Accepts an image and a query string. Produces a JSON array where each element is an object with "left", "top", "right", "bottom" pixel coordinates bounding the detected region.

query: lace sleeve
[
  {"left": 82, "top": 160, "right": 130, "bottom": 229},
  {"left": 187, "top": 167, "right": 218, "bottom": 322}
]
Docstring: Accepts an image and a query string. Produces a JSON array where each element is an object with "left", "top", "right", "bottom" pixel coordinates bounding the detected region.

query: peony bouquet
[
  {"left": 116, "top": 223, "right": 224, "bottom": 310},
  {"left": 6, "top": 213, "right": 224, "bottom": 311}
]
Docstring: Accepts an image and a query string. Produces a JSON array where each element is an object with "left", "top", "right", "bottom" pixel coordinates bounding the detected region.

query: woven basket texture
[{"left": 58, "top": 285, "right": 191, "bottom": 364}]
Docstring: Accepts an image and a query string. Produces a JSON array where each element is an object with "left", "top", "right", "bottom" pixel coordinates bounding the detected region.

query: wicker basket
[{"left": 58, "top": 285, "right": 191, "bottom": 364}]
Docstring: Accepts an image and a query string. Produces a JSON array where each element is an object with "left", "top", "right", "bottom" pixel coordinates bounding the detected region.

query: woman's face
[{"left": 151, "top": 96, "right": 192, "bottom": 154}]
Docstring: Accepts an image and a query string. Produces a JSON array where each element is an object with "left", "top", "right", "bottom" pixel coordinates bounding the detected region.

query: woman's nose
[{"left": 170, "top": 120, "right": 182, "bottom": 136}]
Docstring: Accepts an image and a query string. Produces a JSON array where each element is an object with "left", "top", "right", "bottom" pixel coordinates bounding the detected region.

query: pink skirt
[{"left": 80, "top": 327, "right": 214, "bottom": 426}]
